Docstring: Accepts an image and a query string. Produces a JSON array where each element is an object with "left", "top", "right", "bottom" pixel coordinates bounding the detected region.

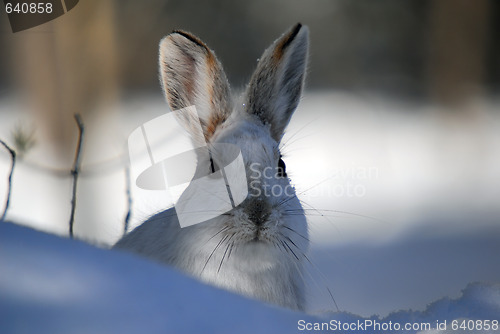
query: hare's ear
[
  {"left": 245, "top": 23, "right": 309, "bottom": 142},
  {"left": 159, "top": 31, "right": 232, "bottom": 143}
]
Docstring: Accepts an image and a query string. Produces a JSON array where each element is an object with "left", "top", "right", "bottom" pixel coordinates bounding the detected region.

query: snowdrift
[{"left": 1, "top": 222, "right": 499, "bottom": 334}]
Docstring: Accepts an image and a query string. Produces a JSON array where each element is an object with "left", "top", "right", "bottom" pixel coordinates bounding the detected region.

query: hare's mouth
[
  {"left": 248, "top": 228, "right": 273, "bottom": 244},
  {"left": 233, "top": 228, "right": 266, "bottom": 244},
  {"left": 243, "top": 235, "right": 274, "bottom": 249},
  {"left": 250, "top": 236, "right": 267, "bottom": 243}
]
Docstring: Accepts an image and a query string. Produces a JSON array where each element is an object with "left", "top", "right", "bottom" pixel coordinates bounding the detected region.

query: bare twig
[
  {"left": 123, "top": 164, "right": 132, "bottom": 235},
  {"left": 69, "top": 114, "right": 85, "bottom": 238},
  {"left": 0, "top": 140, "right": 16, "bottom": 221}
]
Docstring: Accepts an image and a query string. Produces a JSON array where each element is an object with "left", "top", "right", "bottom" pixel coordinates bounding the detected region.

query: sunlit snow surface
[{"left": 1, "top": 222, "right": 499, "bottom": 334}]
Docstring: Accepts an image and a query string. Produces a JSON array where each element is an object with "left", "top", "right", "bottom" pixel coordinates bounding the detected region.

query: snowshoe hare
[{"left": 115, "top": 23, "right": 309, "bottom": 311}]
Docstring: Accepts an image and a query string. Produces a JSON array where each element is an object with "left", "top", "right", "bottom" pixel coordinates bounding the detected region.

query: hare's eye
[
  {"left": 209, "top": 157, "right": 216, "bottom": 173},
  {"left": 277, "top": 157, "right": 287, "bottom": 178}
]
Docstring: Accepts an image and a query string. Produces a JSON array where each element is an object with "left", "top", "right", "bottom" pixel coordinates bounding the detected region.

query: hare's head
[{"left": 159, "top": 24, "right": 309, "bottom": 267}]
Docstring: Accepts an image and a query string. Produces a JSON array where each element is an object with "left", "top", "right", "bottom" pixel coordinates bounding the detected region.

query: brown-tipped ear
[
  {"left": 159, "top": 30, "right": 232, "bottom": 143},
  {"left": 245, "top": 23, "right": 309, "bottom": 142}
]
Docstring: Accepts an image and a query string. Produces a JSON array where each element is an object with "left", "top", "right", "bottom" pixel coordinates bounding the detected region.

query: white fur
[{"left": 115, "top": 24, "right": 309, "bottom": 310}]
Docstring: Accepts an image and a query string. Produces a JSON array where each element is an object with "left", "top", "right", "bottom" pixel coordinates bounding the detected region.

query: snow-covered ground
[
  {"left": 1, "top": 222, "right": 499, "bottom": 334},
  {"left": 1, "top": 92, "right": 500, "bottom": 323}
]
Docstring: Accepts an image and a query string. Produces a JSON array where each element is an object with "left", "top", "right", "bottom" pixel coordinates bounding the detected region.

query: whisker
[
  {"left": 275, "top": 239, "right": 287, "bottom": 255},
  {"left": 280, "top": 232, "right": 340, "bottom": 312},
  {"left": 294, "top": 174, "right": 338, "bottom": 198},
  {"left": 226, "top": 240, "right": 235, "bottom": 261},
  {"left": 281, "top": 239, "right": 300, "bottom": 261},
  {"left": 193, "top": 225, "right": 230, "bottom": 259},
  {"left": 206, "top": 225, "right": 230, "bottom": 243},
  {"left": 306, "top": 209, "right": 385, "bottom": 224},
  {"left": 280, "top": 118, "right": 317, "bottom": 151},
  {"left": 299, "top": 199, "right": 344, "bottom": 238},
  {"left": 283, "top": 235, "right": 300, "bottom": 250},
  {"left": 201, "top": 234, "right": 229, "bottom": 275},
  {"left": 275, "top": 173, "right": 338, "bottom": 209},
  {"left": 282, "top": 225, "right": 309, "bottom": 242},
  {"left": 217, "top": 233, "right": 235, "bottom": 273}
]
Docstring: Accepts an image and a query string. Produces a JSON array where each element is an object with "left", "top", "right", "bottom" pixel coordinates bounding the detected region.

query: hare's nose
[{"left": 244, "top": 197, "right": 271, "bottom": 226}]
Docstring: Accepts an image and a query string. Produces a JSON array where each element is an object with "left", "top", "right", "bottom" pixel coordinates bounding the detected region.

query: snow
[
  {"left": 1, "top": 222, "right": 499, "bottom": 334},
  {"left": 307, "top": 222, "right": 500, "bottom": 317},
  {"left": 0, "top": 222, "right": 317, "bottom": 334}
]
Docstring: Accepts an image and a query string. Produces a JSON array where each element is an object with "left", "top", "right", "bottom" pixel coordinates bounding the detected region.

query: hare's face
[
  {"left": 208, "top": 115, "right": 307, "bottom": 252},
  {"left": 159, "top": 23, "right": 309, "bottom": 267}
]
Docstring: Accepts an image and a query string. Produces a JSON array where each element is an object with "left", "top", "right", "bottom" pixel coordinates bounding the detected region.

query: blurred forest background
[
  {"left": 0, "top": 0, "right": 499, "bottom": 241},
  {"left": 1, "top": 0, "right": 499, "bottom": 103},
  {"left": 1, "top": 0, "right": 499, "bottom": 149}
]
